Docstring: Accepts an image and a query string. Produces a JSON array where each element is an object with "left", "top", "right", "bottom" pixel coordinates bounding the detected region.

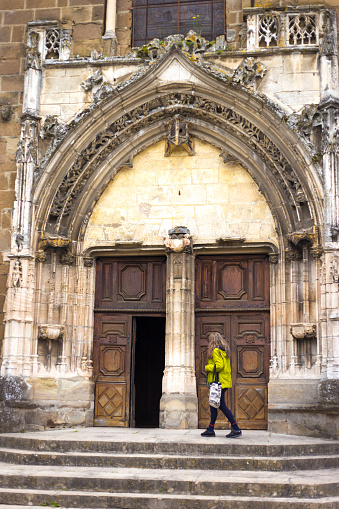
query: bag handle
[{"left": 212, "top": 364, "right": 219, "bottom": 383}]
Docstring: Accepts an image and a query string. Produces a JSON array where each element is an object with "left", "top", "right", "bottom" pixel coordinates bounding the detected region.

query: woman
[{"left": 201, "top": 332, "right": 242, "bottom": 438}]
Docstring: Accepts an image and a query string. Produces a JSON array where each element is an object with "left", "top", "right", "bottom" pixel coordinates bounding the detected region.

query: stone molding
[
  {"left": 38, "top": 325, "right": 64, "bottom": 341},
  {"left": 45, "top": 92, "right": 309, "bottom": 237}
]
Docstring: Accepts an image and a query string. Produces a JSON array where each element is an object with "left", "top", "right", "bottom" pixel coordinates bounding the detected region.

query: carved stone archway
[{"left": 3, "top": 46, "right": 329, "bottom": 433}]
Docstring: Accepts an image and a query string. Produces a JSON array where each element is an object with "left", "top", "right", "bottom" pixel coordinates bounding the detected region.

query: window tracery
[{"left": 132, "top": 0, "right": 225, "bottom": 47}]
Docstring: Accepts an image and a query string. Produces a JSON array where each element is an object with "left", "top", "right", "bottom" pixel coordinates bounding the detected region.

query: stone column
[
  {"left": 103, "top": 0, "right": 117, "bottom": 54},
  {"left": 160, "top": 227, "right": 198, "bottom": 429},
  {"left": 1, "top": 29, "right": 42, "bottom": 377}
]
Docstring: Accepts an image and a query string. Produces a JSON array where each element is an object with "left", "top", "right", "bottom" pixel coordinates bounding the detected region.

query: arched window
[{"left": 132, "top": 0, "right": 226, "bottom": 47}]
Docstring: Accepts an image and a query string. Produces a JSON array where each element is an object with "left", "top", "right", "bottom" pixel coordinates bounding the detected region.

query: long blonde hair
[{"left": 207, "top": 332, "right": 230, "bottom": 359}]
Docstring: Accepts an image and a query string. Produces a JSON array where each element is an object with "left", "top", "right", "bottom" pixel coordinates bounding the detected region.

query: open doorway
[{"left": 133, "top": 316, "right": 166, "bottom": 427}]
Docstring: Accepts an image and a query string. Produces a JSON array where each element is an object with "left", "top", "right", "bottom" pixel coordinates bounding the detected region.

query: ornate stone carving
[
  {"left": 290, "top": 324, "right": 316, "bottom": 340},
  {"left": 81, "top": 70, "right": 103, "bottom": 92},
  {"left": 35, "top": 250, "right": 47, "bottom": 263},
  {"left": 38, "top": 234, "right": 71, "bottom": 251},
  {"left": 232, "top": 58, "right": 267, "bottom": 89},
  {"left": 46, "top": 92, "right": 307, "bottom": 232},
  {"left": 11, "top": 259, "right": 23, "bottom": 289},
  {"left": 60, "top": 250, "right": 75, "bottom": 265},
  {"left": 164, "top": 226, "right": 193, "bottom": 254},
  {"left": 83, "top": 256, "right": 94, "bottom": 267},
  {"left": 310, "top": 245, "right": 324, "bottom": 259},
  {"left": 25, "top": 31, "right": 41, "bottom": 71},
  {"left": 288, "top": 14, "right": 317, "bottom": 46},
  {"left": 321, "top": 10, "right": 336, "bottom": 57},
  {"left": 269, "top": 253, "right": 279, "bottom": 264},
  {"left": 38, "top": 325, "right": 64, "bottom": 341},
  {"left": 165, "top": 115, "right": 194, "bottom": 156},
  {"left": 285, "top": 247, "right": 302, "bottom": 261},
  {"left": 1, "top": 104, "right": 13, "bottom": 122},
  {"left": 286, "top": 226, "right": 319, "bottom": 247},
  {"left": 40, "top": 115, "right": 66, "bottom": 141},
  {"left": 258, "top": 14, "right": 278, "bottom": 47},
  {"left": 45, "top": 27, "right": 60, "bottom": 59}
]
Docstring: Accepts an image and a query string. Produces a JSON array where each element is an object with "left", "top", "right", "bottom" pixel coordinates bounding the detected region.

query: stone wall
[
  {"left": 84, "top": 139, "right": 277, "bottom": 250},
  {"left": 0, "top": 0, "right": 106, "bottom": 369}
]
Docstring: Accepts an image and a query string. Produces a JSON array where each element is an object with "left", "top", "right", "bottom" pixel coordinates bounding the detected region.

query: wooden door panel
[
  {"left": 195, "top": 255, "right": 269, "bottom": 310},
  {"left": 196, "top": 316, "right": 231, "bottom": 429},
  {"left": 95, "top": 383, "right": 126, "bottom": 425},
  {"left": 218, "top": 261, "right": 247, "bottom": 300},
  {"left": 94, "top": 314, "right": 132, "bottom": 427},
  {"left": 235, "top": 386, "right": 267, "bottom": 429},
  {"left": 195, "top": 254, "right": 270, "bottom": 430},
  {"left": 95, "top": 257, "right": 166, "bottom": 311}
]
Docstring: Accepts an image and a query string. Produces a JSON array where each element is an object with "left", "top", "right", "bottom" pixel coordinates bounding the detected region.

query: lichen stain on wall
[{"left": 84, "top": 139, "right": 277, "bottom": 249}]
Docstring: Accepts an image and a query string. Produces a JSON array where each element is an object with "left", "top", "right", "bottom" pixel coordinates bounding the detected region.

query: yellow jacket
[{"left": 205, "top": 348, "right": 232, "bottom": 389}]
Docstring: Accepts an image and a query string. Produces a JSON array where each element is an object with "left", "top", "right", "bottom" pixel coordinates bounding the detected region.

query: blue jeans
[{"left": 210, "top": 388, "right": 236, "bottom": 425}]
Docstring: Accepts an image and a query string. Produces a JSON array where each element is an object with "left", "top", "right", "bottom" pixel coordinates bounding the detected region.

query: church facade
[{"left": 0, "top": 0, "right": 338, "bottom": 438}]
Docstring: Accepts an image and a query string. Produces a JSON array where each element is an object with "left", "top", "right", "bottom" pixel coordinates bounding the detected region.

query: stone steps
[
  {"left": 0, "top": 429, "right": 337, "bottom": 509},
  {"left": 0, "top": 491, "right": 338, "bottom": 509},
  {"left": 0, "top": 447, "right": 338, "bottom": 471}
]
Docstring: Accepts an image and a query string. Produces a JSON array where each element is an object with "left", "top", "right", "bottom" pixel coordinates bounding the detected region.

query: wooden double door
[
  {"left": 195, "top": 255, "right": 270, "bottom": 429},
  {"left": 93, "top": 254, "right": 270, "bottom": 429}
]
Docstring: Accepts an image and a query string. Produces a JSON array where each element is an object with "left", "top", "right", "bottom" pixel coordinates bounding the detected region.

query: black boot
[
  {"left": 201, "top": 428, "right": 215, "bottom": 437},
  {"left": 226, "top": 427, "right": 242, "bottom": 438}
]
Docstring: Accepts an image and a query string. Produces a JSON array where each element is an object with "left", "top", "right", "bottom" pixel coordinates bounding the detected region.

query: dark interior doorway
[{"left": 133, "top": 317, "right": 166, "bottom": 427}]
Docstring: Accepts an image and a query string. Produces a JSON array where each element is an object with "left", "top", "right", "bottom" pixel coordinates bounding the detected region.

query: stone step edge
[
  {"left": 0, "top": 487, "right": 338, "bottom": 505},
  {"left": 0, "top": 471, "right": 337, "bottom": 498},
  {"left": 0, "top": 437, "right": 337, "bottom": 456},
  {"left": 0, "top": 447, "right": 338, "bottom": 462}
]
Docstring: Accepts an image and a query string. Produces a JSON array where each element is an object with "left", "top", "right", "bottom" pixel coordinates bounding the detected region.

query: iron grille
[{"left": 132, "top": 0, "right": 226, "bottom": 47}]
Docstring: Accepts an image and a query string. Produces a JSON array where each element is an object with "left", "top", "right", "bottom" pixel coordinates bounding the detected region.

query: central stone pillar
[{"left": 160, "top": 227, "right": 198, "bottom": 429}]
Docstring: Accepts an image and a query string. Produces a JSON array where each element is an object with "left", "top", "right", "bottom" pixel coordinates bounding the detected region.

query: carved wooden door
[
  {"left": 94, "top": 257, "right": 166, "bottom": 427},
  {"left": 93, "top": 314, "right": 132, "bottom": 426},
  {"left": 195, "top": 255, "right": 270, "bottom": 429}
]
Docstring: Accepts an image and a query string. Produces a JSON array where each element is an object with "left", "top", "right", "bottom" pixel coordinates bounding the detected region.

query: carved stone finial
[
  {"left": 165, "top": 115, "right": 194, "bottom": 157},
  {"left": 164, "top": 226, "right": 193, "bottom": 253}
]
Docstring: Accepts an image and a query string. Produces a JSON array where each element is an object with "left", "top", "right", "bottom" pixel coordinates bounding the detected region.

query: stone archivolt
[{"left": 45, "top": 93, "right": 315, "bottom": 239}]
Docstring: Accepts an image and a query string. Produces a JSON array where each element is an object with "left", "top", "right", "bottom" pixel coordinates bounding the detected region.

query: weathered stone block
[
  {"left": 160, "top": 394, "right": 198, "bottom": 429},
  {"left": 30, "top": 378, "right": 59, "bottom": 400},
  {"left": 318, "top": 379, "right": 339, "bottom": 405},
  {"left": 35, "top": 8, "right": 61, "bottom": 20},
  {"left": 62, "top": 7, "right": 92, "bottom": 23},
  {"left": 0, "top": 26, "right": 11, "bottom": 43},
  {"left": 3, "top": 10, "right": 34, "bottom": 25},
  {"left": 0, "top": 376, "right": 31, "bottom": 401},
  {"left": 0, "top": 403, "right": 25, "bottom": 432},
  {"left": 73, "top": 23, "right": 102, "bottom": 41}
]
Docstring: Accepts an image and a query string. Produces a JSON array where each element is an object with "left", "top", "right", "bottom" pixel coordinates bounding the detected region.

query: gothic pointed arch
[{"left": 34, "top": 46, "right": 324, "bottom": 248}]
